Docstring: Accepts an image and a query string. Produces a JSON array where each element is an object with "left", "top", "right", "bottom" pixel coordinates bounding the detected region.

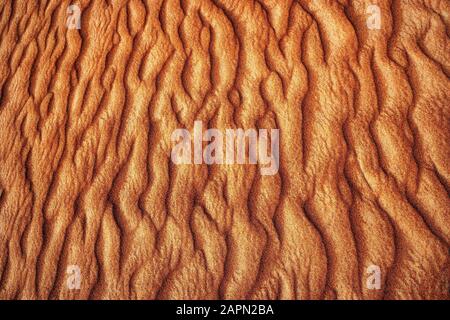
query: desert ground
[{"left": 0, "top": 0, "right": 449, "bottom": 299}]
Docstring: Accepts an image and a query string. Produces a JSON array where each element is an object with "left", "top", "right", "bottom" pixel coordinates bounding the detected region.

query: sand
[{"left": 0, "top": 0, "right": 449, "bottom": 300}]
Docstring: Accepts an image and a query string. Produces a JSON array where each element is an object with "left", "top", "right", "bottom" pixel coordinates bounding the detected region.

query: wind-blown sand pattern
[{"left": 0, "top": 0, "right": 449, "bottom": 300}]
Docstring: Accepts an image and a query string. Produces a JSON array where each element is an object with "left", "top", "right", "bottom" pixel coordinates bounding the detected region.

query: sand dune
[{"left": 0, "top": 0, "right": 449, "bottom": 300}]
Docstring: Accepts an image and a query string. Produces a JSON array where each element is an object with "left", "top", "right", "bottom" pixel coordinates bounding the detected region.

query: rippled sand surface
[{"left": 0, "top": 0, "right": 449, "bottom": 299}]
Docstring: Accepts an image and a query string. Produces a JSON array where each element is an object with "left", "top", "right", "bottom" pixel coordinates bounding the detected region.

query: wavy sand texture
[{"left": 0, "top": 0, "right": 449, "bottom": 300}]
